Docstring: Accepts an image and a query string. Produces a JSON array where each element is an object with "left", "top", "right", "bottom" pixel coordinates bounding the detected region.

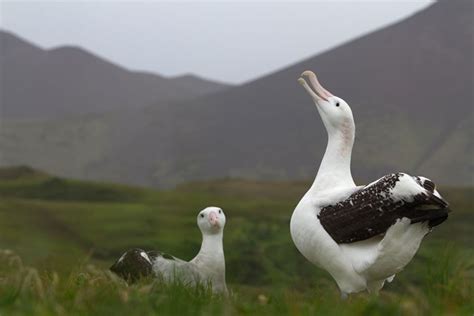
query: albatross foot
[{"left": 340, "top": 292, "right": 349, "bottom": 300}]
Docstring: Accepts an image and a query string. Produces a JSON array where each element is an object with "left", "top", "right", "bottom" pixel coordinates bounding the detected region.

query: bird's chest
[
  {"left": 291, "top": 208, "right": 321, "bottom": 261},
  {"left": 291, "top": 201, "right": 343, "bottom": 268},
  {"left": 193, "top": 257, "right": 225, "bottom": 281}
]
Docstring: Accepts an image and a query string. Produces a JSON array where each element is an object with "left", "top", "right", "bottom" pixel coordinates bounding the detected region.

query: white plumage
[
  {"left": 111, "top": 207, "right": 228, "bottom": 294},
  {"left": 290, "top": 70, "right": 449, "bottom": 296}
]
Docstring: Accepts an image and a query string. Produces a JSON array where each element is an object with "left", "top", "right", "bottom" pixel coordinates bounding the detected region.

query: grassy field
[{"left": 0, "top": 166, "right": 473, "bottom": 315}]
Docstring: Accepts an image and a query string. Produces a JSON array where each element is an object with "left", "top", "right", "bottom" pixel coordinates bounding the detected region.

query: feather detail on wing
[
  {"left": 110, "top": 248, "right": 180, "bottom": 282},
  {"left": 318, "top": 173, "right": 450, "bottom": 244}
]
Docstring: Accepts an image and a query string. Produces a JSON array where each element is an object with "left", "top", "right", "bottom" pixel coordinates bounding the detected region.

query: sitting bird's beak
[{"left": 208, "top": 211, "right": 219, "bottom": 227}]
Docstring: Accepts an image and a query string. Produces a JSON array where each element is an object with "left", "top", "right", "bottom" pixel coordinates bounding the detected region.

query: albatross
[
  {"left": 290, "top": 70, "right": 450, "bottom": 297},
  {"left": 110, "top": 206, "right": 228, "bottom": 294}
]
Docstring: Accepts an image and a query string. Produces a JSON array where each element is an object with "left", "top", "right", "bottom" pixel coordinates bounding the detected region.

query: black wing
[
  {"left": 110, "top": 248, "right": 178, "bottom": 283},
  {"left": 318, "top": 173, "right": 450, "bottom": 244},
  {"left": 110, "top": 248, "right": 154, "bottom": 282}
]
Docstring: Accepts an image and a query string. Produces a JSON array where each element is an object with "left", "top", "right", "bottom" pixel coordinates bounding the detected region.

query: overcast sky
[{"left": 1, "top": 1, "right": 433, "bottom": 84}]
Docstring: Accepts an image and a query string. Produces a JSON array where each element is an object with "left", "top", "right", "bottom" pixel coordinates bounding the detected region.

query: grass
[
  {"left": 1, "top": 248, "right": 472, "bottom": 316},
  {"left": 0, "top": 166, "right": 473, "bottom": 315}
]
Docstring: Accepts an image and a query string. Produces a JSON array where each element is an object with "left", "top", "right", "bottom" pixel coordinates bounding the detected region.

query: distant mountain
[
  {"left": 1, "top": 1, "right": 472, "bottom": 187},
  {"left": 0, "top": 30, "right": 229, "bottom": 118},
  {"left": 117, "top": 0, "right": 472, "bottom": 187}
]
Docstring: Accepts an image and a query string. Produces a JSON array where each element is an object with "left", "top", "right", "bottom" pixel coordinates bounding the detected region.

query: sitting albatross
[
  {"left": 110, "top": 207, "right": 228, "bottom": 294},
  {"left": 290, "top": 70, "right": 450, "bottom": 297}
]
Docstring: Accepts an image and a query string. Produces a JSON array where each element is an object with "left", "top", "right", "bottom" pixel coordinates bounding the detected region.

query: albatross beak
[
  {"left": 208, "top": 211, "right": 219, "bottom": 227},
  {"left": 298, "top": 70, "right": 333, "bottom": 102}
]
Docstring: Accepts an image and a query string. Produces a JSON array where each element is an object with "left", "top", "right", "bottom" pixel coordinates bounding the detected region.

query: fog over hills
[{"left": 1, "top": 1, "right": 472, "bottom": 187}]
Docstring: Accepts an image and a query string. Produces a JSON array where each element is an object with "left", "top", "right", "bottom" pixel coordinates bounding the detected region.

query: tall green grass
[
  {"left": 0, "top": 248, "right": 472, "bottom": 315},
  {"left": 0, "top": 167, "right": 472, "bottom": 315}
]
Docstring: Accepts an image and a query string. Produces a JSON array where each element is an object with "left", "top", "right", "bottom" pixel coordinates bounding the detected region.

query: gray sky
[{"left": 1, "top": 1, "right": 433, "bottom": 84}]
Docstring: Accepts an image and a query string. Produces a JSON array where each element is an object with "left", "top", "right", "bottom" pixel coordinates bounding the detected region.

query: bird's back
[
  {"left": 110, "top": 248, "right": 191, "bottom": 283},
  {"left": 110, "top": 248, "right": 154, "bottom": 282}
]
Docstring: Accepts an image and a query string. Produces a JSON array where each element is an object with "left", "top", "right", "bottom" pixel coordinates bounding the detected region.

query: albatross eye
[
  {"left": 335, "top": 102, "right": 340, "bottom": 107},
  {"left": 200, "top": 214, "right": 204, "bottom": 218},
  {"left": 218, "top": 210, "right": 222, "bottom": 214}
]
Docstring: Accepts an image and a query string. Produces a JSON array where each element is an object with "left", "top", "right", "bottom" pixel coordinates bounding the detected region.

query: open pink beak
[
  {"left": 208, "top": 211, "right": 219, "bottom": 227},
  {"left": 298, "top": 70, "right": 333, "bottom": 101}
]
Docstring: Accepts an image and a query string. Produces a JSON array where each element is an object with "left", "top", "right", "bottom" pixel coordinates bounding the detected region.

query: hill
[
  {"left": 0, "top": 30, "right": 229, "bottom": 119},
  {"left": 143, "top": 0, "right": 472, "bottom": 187},
  {"left": 1, "top": 1, "right": 472, "bottom": 187}
]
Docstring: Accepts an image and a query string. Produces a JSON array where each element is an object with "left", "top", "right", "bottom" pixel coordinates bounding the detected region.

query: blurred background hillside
[{"left": 1, "top": 0, "right": 472, "bottom": 188}]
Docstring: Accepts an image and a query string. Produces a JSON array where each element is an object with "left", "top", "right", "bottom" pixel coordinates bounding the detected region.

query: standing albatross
[
  {"left": 290, "top": 70, "right": 450, "bottom": 297},
  {"left": 111, "top": 207, "right": 228, "bottom": 294}
]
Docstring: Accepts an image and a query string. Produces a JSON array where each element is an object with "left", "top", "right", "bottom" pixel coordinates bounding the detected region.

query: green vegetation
[{"left": 0, "top": 167, "right": 473, "bottom": 315}]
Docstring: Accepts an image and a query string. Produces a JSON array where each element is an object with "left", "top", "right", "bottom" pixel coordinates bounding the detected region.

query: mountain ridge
[
  {"left": 0, "top": 29, "right": 230, "bottom": 119},
  {"left": 136, "top": 0, "right": 472, "bottom": 187},
  {"left": 1, "top": 1, "right": 472, "bottom": 187}
]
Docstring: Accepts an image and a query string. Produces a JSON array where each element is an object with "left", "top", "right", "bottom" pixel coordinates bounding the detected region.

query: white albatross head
[
  {"left": 197, "top": 206, "right": 226, "bottom": 235},
  {"left": 298, "top": 70, "right": 355, "bottom": 138}
]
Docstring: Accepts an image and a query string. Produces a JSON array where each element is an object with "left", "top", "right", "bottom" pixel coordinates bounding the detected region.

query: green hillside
[{"left": 0, "top": 167, "right": 472, "bottom": 315}]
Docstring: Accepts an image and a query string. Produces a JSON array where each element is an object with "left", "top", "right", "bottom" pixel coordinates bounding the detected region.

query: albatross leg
[
  {"left": 340, "top": 292, "right": 349, "bottom": 300},
  {"left": 367, "top": 280, "right": 384, "bottom": 295}
]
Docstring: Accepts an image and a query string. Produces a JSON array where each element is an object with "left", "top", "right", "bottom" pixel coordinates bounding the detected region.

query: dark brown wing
[
  {"left": 318, "top": 173, "right": 449, "bottom": 244},
  {"left": 110, "top": 248, "right": 153, "bottom": 282}
]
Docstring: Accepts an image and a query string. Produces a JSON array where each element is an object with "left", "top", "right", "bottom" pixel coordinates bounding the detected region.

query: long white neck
[
  {"left": 192, "top": 232, "right": 227, "bottom": 293},
  {"left": 309, "top": 126, "right": 355, "bottom": 194},
  {"left": 192, "top": 232, "right": 225, "bottom": 267}
]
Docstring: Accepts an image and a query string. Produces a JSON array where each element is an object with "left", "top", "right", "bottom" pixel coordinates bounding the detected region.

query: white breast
[{"left": 290, "top": 197, "right": 367, "bottom": 293}]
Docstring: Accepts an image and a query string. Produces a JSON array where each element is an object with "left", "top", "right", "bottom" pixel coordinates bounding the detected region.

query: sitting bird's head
[{"left": 197, "top": 206, "right": 226, "bottom": 235}]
